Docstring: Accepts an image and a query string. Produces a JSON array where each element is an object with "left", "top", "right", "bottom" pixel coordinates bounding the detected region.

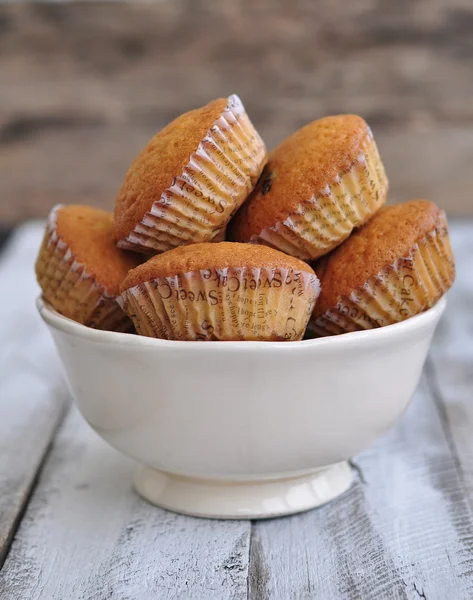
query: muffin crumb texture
[
  {"left": 114, "top": 95, "right": 267, "bottom": 255},
  {"left": 119, "top": 243, "right": 320, "bottom": 341},
  {"left": 35, "top": 100, "right": 454, "bottom": 340},
  {"left": 229, "top": 114, "right": 388, "bottom": 260},
  {"left": 310, "top": 200, "right": 455, "bottom": 336},
  {"left": 36, "top": 205, "right": 140, "bottom": 330}
]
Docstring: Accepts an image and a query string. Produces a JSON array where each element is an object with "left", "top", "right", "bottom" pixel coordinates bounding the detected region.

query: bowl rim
[{"left": 36, "top": 295, "right": 447, "bottom": 352}]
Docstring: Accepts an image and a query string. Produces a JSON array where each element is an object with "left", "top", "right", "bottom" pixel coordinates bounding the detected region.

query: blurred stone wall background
[{"left": 1, "top": 0, "right": 472, "bottom": 223}]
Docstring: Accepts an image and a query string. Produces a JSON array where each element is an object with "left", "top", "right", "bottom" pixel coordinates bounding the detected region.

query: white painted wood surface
[
  {"left": 0, "top": 221, "right": 472, "bottom": 599},
  {"left": 0, "top": 225, "right": 68, "bottom": 564},
  {"left": 0, "top": 407, "right": 251, "bottom": 600},
  {"left": 250, "top": 375, "right": 473, "bottom": 599},
  {"left": 249, "top": 222, "right": 473, "bottom": 599},
  {"left": 429, "top": 223, "right": 473, "bottom": 501},
  {"left": 0, "top": 223, "right": 251, "bottom": 600}
]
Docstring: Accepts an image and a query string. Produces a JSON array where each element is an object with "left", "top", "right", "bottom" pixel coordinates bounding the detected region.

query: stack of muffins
[{"left": 35, "top": 94, "right": 455, "bottom": 342}]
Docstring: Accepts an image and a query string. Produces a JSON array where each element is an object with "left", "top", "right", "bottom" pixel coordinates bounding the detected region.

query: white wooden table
[{"left": 0, "top": 221, "right": 472, "bottom": 600}]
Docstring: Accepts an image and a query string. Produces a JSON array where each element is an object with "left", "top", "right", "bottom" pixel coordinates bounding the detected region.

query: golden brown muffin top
[
  {"left": 314, "top": 200, "right": 444, "bottom": 315},
  {"left": 114, "top": 98, "right": 228, "bottom": 241},
  {"left": 121, "top": 242, "right": 315, "bottom": 290},
  {"left": 229, "top": 115, "right": 371, "bottom": 240},
  {"left": 54, "top": 205, "right": 141, "bottom": 295}
]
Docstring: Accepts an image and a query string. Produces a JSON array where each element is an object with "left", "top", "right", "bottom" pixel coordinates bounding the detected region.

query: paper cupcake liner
[
  {"left": 309, "top": 214, "right": 455, "bottom": 336},
  {"left": 118, "top": 266, "right": 320, "bottom": 341},
  {"left": 251, "top": 133, "right": 388, "bottom": 260},
  {"left": 36, "top": 206, "right": 132, "bottom": 332},
  {"left": 117, "top": 95, "right": 267, "bottom": 255}
]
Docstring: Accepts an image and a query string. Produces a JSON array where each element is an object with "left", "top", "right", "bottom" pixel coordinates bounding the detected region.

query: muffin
[
  {"left": 229, "top": 114, "right": 388, "bottom": 260},
  {"left": 309, "top": 200, "right": 455, "bottom": 336},
  {"left": 36, "top": 205, "right": 141, "bottom": 331},
  {"left": 118, "top": 242, "right": 320, "bottom": 341},
  {"left": 114, "top": 95, "right": 267, "bottom": 255}
]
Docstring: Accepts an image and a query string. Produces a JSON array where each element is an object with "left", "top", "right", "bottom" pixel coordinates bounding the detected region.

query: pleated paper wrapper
[
  {"left": 251, "top": 133, "right": 388, "bottom": 260},
  {"left": 309, "top": 214, "right": 455, "bottom": 336},
  {"left": 117, "top": 95, "right": 267, "bottom": 255},
  {"left": 118, "top": 266, "right": 320, "bottom": 341}
]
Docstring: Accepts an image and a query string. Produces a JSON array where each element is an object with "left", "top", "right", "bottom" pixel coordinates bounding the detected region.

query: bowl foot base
[{"left": 134, "top": 461, "right": 353, "bottom": 519}]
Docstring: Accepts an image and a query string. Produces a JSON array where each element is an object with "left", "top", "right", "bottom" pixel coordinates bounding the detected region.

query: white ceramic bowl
[{"left": 37, "top": 296, "right": 446, "bottom": 519}]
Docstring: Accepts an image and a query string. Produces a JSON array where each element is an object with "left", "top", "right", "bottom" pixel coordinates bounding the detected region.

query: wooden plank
[
  {"left": 0, "top": 224, "right": 69, "bottom": 565},
  {"left": 0, "top": 222, "right": 250, "bottom": 597},
  {"left": 0, "top": 406, "right": 251, "bottom": 600},
  {"left": 249, "top": 222, "right": 473, "bottom": 600},
  {"left": 1, "top": 220, "right": 470, "bottom": 598},
  {"left": 249, "top": 373, "right": 473, "bottom": 599},
  {"left": 428, "top": 221, "right": 473, "bottom": 499},
  {"left": 1, "top": 1, "right": 473, "bottom": 221}
]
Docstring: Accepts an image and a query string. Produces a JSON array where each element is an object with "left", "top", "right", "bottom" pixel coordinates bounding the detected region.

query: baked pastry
[
  {"left": 119, "top": 242, "right": 320, "bottom": 341},
  {"left": 309, "top": 200, "right": 455, "bottom": 336},
  {"left": 229, "top": 114, "right": 388, "bottom": 260},
  {"left": 114, "top": 95, "right": 267, "bottom": 255},
  {"left": 36, "top": 205, "right": 141, "bottom": 330}
]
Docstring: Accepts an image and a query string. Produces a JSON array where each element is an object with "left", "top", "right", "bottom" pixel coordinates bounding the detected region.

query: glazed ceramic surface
[{"left": 37, "top": 296, "right": 446, "bottom": 518}]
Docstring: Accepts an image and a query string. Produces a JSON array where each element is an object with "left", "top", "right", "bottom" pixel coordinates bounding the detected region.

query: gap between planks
[
  {"left": 0, "top": 406, "right": 252, "bottom": 600},
  {"left": 248, "top": 375, "right": 473, "bottom": 599},
  {"left": 246, "top": 222, "right": 473, "bottom": 600},
  {"left": 1, "top": 222, "right": 472, "bottom": 599},
  {"left": 424, "top": 358, "right": 473, "bottom": 517},
  {"left": 0, "top": 406, "right": 66, "bottom": 568},
  {"left": 0, "top": 223, "right": 71, "bottom": 566}
]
